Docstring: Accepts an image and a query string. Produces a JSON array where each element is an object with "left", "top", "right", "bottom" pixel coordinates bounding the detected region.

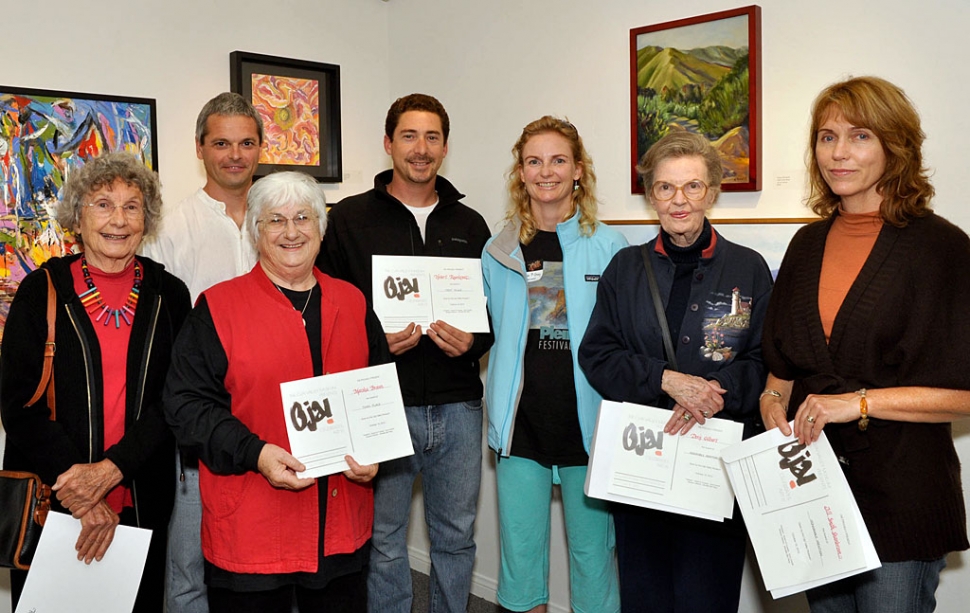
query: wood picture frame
[{"left": 630, "top": 5, "right": 762, "bottom": 193}]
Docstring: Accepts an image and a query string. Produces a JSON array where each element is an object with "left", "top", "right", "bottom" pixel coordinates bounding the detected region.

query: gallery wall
[
  {"left": 385, "top": 1, "right": 970, "bottom": 612},
  {"left": 3, "top": 1, "right": 970, "bottom": 612},
  {"left": 0, "top": 1, "right": 394, "bottom": 610}
]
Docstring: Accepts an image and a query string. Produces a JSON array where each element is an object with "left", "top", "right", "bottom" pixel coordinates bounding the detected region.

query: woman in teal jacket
[{"left": 482, "top": 116, "right": 626, "bottom": 613}]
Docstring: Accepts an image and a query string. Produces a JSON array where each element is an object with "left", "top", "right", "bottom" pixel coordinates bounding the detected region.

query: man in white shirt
[{"left": 140, "top": 92, "right": 263, "bottom": 612}]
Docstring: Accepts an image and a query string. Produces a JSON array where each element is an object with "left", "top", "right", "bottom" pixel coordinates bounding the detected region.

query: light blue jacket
[{"left": 482, "top": 214, "right": 627, "bottom": 456}]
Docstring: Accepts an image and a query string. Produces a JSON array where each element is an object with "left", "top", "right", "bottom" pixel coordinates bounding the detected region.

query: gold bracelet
[
  {"left": 857, "top": 388, "right": 869, "bottom": 432},
  {"left": 760, "top": 389, "right": 782, "bottom": 400}
]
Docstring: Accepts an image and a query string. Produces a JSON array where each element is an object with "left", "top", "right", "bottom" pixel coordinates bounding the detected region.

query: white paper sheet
[
  {"left": 585, "top": 400, "right": 742, "bottom": 521},
  {"left": 280, "top": 363, "right": 414, "bottom": 479},
  {"left": 16, "top": 511, "right": 151, "bottom": 613},
  {"left": 371, "top": 255, "right": 488, "bottom": 333},
  {"left": 720, "top": 425, "right": 881, "bottom": 598}
]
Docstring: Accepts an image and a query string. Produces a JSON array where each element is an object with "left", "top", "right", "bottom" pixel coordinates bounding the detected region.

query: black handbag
[
  {"left": 0, "top": 471, "right": 52, "bottom": 569},
  {"left": 0, "top": 268, "right": 56, "bottom": 570}
]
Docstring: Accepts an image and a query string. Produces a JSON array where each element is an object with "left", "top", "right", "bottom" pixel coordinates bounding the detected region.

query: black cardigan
[
  {"left": 1, "top": 253, "right": 191, "bottom": 530},
  {"left": 762, "top": 212, "right": 970, "bottom": 561}
]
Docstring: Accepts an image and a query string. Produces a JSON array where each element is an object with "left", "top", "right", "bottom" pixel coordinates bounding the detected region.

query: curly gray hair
[{"left": 56, "top": 152, "right": 163, "bottom": 242}]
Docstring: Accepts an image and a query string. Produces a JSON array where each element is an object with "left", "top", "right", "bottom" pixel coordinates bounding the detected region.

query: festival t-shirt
[{"left": 510, "top": 230, "right": 586, "bottom": 466}]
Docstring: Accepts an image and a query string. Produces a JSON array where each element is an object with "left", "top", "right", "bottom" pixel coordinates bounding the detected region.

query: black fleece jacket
[{"left": 317, "top": 170, "right": 493, "bottom": 406}]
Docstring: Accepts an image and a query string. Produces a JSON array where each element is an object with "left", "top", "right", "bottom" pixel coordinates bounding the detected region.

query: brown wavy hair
[
  {"left": 506, "top": 116, "right": 597, "bottom": 244},
  {"left": 807, "top": 76, "right": 934, "bottom": 226}
]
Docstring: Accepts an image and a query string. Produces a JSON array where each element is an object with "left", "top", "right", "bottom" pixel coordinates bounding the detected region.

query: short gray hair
[
  {"left": 195, "top": 92, "right": 265, "bottom": 145},
  {"left": 246, "top": 171, "right": 327, "bottom": 245},
  {"left": 57, "top": 152, "right": 163, "bottom": 242}
]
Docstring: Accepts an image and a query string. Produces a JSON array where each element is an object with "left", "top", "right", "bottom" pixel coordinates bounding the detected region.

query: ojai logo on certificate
[{"left": 280, "top": 363, "right": 414, "bottom": 479}]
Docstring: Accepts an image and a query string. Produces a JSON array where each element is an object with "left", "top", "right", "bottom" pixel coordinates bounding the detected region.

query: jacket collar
[
  {"left": 653, "top": 220, "right": 718, "bottom": 259},
  {"left": 372, "top": 169, "right": 466, "bottom": 208},
  {"left": 487, "top": 213, "right": 585, "bottom": 271}
]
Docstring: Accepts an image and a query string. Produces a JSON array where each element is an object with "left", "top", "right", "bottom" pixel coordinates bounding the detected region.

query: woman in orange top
[{"left": 760, "top": 76, "right": 970, "bottom": 613}]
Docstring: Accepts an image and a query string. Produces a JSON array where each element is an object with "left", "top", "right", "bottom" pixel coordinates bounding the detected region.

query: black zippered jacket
[
  {"left": 1, "top": 253, "right": 191, "bottom": 529},
  {"left": 316, "top": 170, "right": 493, "bottom": 406}
]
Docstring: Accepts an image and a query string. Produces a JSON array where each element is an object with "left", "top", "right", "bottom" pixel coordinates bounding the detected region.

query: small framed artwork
[
  {"left": 231, "top": 51, "right": 342, "bottom": 182},
  {"left": 630, "top": 5, "right": 762, "bottom": 193},
  {"left": 0, "top": 85, "right": 158, "bottom": 342}
]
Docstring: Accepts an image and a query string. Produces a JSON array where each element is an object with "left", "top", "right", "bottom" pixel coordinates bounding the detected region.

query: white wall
[
  {"left": 386, "top": 1, "right": 970, "bottom": 612},
  {"left": 4, "top": 1, "right": 970, "bottom": 612}
]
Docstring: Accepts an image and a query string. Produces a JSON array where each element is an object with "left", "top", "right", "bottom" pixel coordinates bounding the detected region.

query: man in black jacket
[{"left": 317, "top": 94, "right": 492, "bottom": 613}]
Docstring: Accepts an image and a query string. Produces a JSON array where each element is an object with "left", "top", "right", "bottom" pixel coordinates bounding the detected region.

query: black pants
[
  {"left": 10, "top": 507, "right": 166, "bottom": 613},
  {"left": 207, "top": 569, "right": 367, "bottom": 613},
  {"left": 614, "top": 503, "right": 747, "bottom": 613}
]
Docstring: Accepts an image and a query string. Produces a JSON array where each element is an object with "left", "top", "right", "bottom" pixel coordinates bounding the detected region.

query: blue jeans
[
  {"left": 807, "top": 558, "right": 947, "bottom": 613},
  {"left": 166, "top": 460, "right": 208, "bottom": 613},
  {"left": 367, "top": 401, "right": 484, "bottom": 613}
]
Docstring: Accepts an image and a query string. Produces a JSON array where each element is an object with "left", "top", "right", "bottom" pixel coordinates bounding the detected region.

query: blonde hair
[{"left": 506, "top": 116, "right": 597, "bottom": 243}]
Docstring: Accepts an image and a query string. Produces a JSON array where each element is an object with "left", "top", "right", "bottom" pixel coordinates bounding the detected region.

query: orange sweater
[{"left": 818, "top": 209, "right": 882, "bottom": 340}]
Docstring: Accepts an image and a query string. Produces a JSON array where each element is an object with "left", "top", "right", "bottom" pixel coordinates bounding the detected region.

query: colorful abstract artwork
[
  {"left": 0, "top": 86, "right": 157, "bottom": 341},
  {"left": 630, "top": 5, "right": 761, "bottom": 192},
  {"left": 231, "top": 51, "right": 342, "bottom": 182},
  {"left": 252, "top": 74, "right": 320, "bottom": 166}
]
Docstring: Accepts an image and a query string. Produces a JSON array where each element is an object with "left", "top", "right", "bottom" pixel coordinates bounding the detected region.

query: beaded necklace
[{"left": 79, "top": 256, "right": 142, "bottom": 328}]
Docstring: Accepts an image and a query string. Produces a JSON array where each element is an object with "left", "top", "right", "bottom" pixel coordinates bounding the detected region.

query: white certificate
[
  {"left": 371, "top": 255, "right": 488, "bottom": 333},
  {"left": 280, "top": 363, "right": 414, "bottom": 479},
  {"left": 720, "top": 425, "right": 881, "bottom": 598},
  {"left": 16, "top": 511, "right": 151, "bottom": 613},
  {"left": 585, "top": 400, "right": 742, "bottom": 521}
]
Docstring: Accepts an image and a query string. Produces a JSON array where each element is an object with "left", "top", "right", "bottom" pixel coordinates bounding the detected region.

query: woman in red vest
[{"left": 164, "top": 171, "right": 389, "bottom": 613}]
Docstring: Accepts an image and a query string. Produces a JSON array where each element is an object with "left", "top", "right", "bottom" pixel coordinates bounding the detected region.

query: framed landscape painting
[
  {"left": 0, "top": 85, "right": 158, "bottom": 341},
  {"left": 630, "top": 5, "right": 762, "bottom": 193},
  {"left": 231, "top": 51, "right": 342, "bottom": 182}
]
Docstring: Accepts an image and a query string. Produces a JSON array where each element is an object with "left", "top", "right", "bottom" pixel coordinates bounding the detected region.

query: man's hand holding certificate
[
  {"left": 720, "top": 425, "right": 880, "bottom": 598},
  {"left": 280, "top": 363, "right": 414, "bottom": 479},
  {"left": 371, "top": 255, "right": 488, "bottom": 333}
]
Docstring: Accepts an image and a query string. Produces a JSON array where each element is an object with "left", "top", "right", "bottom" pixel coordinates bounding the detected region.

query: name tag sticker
[{"left": 585, "top": 274, "right": 600, "bottom": 282}]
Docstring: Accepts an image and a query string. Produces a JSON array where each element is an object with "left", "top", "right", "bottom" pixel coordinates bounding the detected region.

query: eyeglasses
[
  {"left": 650, "top": 180, "right": 709, "bottom": 202},
  {"left": 83, "top": 201, "right": 146, "bottom": 220},
  {"left": 257, "top": 213, "right": 318, "bottom": 233}
]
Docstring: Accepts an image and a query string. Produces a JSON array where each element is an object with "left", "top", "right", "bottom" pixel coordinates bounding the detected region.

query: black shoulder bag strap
[{"left": 640, "top": 243, "right": 678, "bottom": 371}]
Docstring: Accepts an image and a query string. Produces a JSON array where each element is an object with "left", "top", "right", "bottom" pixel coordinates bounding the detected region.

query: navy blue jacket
[{"left": 579, "top": 230, "right": 772, "bottom": 434}]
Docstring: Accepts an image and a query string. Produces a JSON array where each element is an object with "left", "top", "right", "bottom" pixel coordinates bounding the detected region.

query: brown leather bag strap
[{"left": 26, "top": 268, "right": 56, "bottom": 421}]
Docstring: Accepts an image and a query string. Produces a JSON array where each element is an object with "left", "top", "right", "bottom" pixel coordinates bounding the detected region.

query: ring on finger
[
  {"left": 702, "top": 410, "right": 711, "bottom": 418},
  {"left": 807, "top": 415, "right": 816, "bottom": 424},
  {"left": 683, "top": 413, "right": 692, "bottom": 421}
]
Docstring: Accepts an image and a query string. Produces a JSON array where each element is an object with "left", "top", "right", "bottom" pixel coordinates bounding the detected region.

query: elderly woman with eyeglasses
[
  {"left": 163, "top": 171, "right": 389, "bottom": 613},
  {"left": 1, "top": 152, "right": 191, "bottom": 612},
  {"left": 578, "top": 131, "right": 773, "bottom": 613}
]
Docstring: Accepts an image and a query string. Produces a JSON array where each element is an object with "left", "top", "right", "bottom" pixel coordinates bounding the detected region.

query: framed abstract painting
[
  {"left": 0, "top": 85, "right": 158, "bottom": 341},
  {"left": 231, "top": 51, "right": 342, "bottom": 182},
  {"left": 630, "top": 5, "right": 762, "bottom": 193}
]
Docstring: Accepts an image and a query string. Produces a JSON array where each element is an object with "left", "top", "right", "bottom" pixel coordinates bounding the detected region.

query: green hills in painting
[
  {"left": 634, "top": 44, "right": 751, "bottom": 184},
  {"left": 636, "top": 45, "right": 742, "bottom": 92}
]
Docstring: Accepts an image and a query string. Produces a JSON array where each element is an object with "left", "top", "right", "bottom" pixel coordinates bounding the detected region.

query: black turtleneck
[{"left": 661, "top": 219, "right": 712, "bottom": 345}]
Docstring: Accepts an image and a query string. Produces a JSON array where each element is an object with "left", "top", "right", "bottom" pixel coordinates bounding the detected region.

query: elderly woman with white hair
[{"left": 164, "top": 171, "right": 389, "bottom": 613}]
